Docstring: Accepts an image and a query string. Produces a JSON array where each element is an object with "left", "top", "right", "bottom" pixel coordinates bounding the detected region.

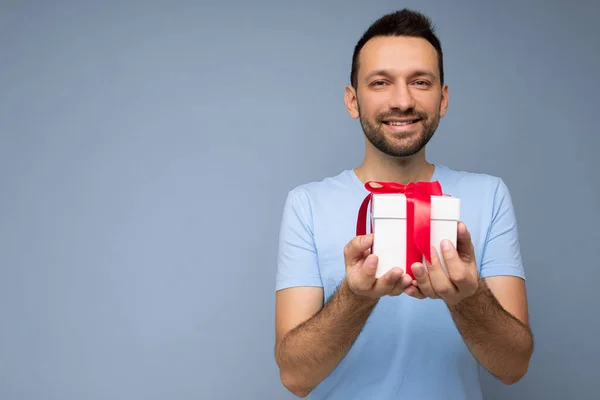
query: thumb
[
  {"left": 360, "top": 233, "right": 374, "bottom": 248},
  {"left": 360, "top": 254, "right": 378, "bottom": 278},
  {"left": 353, "top": 253, "right": 378, "bottom": 286},
  {"left": 457, "top": 222, "right": 475, "bottom": 258},
  {"left": 345, "top": 234, "right": 374, "bottom": 263}
]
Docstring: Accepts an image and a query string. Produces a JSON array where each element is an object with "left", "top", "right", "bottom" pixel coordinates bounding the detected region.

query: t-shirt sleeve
[
  {"left": 479, "top": 178, "right": 526, "bottom": 280},
  {"left": 275, "top": 188, "right": 323, "bottom": 291}
]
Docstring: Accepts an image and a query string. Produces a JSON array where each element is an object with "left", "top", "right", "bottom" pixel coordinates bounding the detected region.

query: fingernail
[
  {"left": 413, "top": 265, "right": 424, "bottom": 277},
  {"left": 441, "top": 240, "right": 452, "bottom": 251},
  {"left": 361, "top": 235, "right": 367, "bottom": 245},
  {"left": 364, "top": 254, "right": 377, "bottom": 269}
]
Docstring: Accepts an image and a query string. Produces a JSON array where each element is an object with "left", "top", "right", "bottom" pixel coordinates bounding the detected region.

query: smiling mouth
[{"left": 382, "top": 119, "right": 421, "bottom": 126}]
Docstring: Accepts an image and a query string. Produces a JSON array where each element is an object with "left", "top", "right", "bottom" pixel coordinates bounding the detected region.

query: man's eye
[
  {"left": 372, "top": 80, "right": 387, "bottom": 86},
  {"left": 414, "top": 80, "right": 430, "bottom": 86}
]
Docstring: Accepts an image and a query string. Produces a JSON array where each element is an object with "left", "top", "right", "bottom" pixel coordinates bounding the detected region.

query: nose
[{"left": 388, "top": 82, "right": 416, "bottom": 111}]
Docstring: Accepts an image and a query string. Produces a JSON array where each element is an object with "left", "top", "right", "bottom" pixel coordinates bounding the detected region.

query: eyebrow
[{"left": 364, "top": 69, "right": 437, "bottom": 82}]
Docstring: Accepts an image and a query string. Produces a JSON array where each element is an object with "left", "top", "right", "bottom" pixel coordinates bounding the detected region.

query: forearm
[
  {"left": 276, "top": 280, "right": 378, "bottom": 397},
  {"left": 448, "top": 279, "right": 534, "bottom": 385}
]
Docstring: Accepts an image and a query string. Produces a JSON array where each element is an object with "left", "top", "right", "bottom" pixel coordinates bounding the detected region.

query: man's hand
[
  {"left": 275, "top": 232, "right": 414, "bottom": 398},
  {"left": 344, "top": 233, "right": 413, "bottom": 300},
  {"left": 403, "top": 222, "right": 533, "bottom": 385},
  {"left": 404, "top": 222, "right": 479, "bottom": 305}
]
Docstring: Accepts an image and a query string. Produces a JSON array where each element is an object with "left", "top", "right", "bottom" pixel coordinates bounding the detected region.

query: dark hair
[{"left": 350, "top": 9, "right": 444, "bottom": 88}]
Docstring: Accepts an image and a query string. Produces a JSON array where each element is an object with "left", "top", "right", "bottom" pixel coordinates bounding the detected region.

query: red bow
[{"left": 356, "top": 181, "right": 443, "bottom": 279}]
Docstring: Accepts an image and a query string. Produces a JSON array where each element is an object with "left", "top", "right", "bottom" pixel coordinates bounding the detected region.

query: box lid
[
  {"left": 371, "top": 193, "right": 460, "bottom": 221},
  {"left": 371, "top": 193, "right": 407, "bottom": 218},
  {"left": 430, "top": 196, "right": 460, "bottom": 220}
]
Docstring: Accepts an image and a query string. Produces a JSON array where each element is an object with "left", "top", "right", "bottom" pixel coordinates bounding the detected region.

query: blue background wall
[{"left": 1, "top": 1, "right": 598, "bottom": 398}]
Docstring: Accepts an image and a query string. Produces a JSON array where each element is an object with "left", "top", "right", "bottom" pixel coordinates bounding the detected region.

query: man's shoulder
[
  {"left": 281, "top": 169, "right": 363, "bottom": 235},
  {"left": 286, "top": 169, "right": 360, "bottom": 203},
  {"left": 437, "top": 164, "right": 507, "bottom": 197}
]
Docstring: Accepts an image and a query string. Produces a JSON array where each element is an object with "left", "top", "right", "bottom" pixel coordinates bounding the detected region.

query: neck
[{"left": 354, "top": 148, "right": 435, "bottom": 184}]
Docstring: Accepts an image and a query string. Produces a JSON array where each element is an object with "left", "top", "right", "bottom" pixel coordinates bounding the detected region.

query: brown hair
[{"left": 350, "top": 9, "right": 444, "bottom": 88}]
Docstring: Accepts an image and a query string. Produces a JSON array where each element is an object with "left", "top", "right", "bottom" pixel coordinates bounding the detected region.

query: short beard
[{"left": 358, "top": 103, "right": 441, "bottom": 158}]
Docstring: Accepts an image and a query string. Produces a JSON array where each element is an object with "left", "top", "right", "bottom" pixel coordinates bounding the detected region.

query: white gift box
[{"left": 370, "top": 193, "right": 461, "bottom": 279}]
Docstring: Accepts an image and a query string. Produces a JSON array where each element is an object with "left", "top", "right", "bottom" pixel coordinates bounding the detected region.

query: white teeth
[{"left": 387, "top": 120, "right": 416, "bottom": 126}]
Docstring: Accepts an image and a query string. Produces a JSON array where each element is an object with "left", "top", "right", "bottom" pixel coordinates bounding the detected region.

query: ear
[
  {"left": 344, "top": 85, "right": 359, "bottom": 119},
  {"left": 439, "top": 84, "right": 449, "bottom": 118}
]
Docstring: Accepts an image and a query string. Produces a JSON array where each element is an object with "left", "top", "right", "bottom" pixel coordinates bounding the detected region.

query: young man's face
[{"left": 345, "top": 36, "right": 448, "bottom": 158}]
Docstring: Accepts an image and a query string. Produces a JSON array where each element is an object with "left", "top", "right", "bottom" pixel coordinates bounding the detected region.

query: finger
[
  {"left": 351, "top": 253, "right": 378, "bottom": 292},
  {"left": 411, "top": 262, "right": 438, "bottom": 299},
  {"left": 439, "top": 240, "right": 463, "bottom": 281},
  {"left": 388, "top": 272, "right": 413, "bottom": 296},
  {"left": 372, "top": 267, "right": 403, "bottom": 295},
  {"left": 404, "top": 283, "right": 426, "bottom": 299},
  {"left": 344, "top": 234, "right": 374, "bottom": 264},
  {"left": 429, "top": 244, "right": 458, "bottom": 300},
  {"left": 441, "top": 238, "right": 478, "bottom": 294},
  {"left": 456, "top": 222, "right": 475, "bottom": 261}
]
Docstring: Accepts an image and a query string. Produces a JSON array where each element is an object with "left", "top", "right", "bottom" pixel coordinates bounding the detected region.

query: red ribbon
[{"left": 356, "top": 181, "right": 443, "bottom": 279}]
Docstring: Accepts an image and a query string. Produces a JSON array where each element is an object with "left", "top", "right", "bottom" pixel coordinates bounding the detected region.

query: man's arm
[
  {"left": 407, "top": 222, "right": 534, "bottom": 385},
  {"left": 447, "top": 275, "right": 533, "bottom": 385},
  {"left": 447, "top": 178, "right": 534, "bottom": 383},
  {"left": 275, "top": 234, "right": 412, "bottom": 398},
  {"left": 275, "top": 281, "right": 377, "bottom": 398}
]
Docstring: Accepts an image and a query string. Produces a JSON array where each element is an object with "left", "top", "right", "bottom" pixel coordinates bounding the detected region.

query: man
[{"left": 274, "top": 9, "right": 534, "bottom": 399}]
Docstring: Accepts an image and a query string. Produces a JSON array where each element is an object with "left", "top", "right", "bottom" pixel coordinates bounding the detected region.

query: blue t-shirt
[{"left": 275, "top": 164, "right": 525, "bottom": 400}]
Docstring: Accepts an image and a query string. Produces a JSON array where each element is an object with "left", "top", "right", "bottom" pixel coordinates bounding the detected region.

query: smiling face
[{"left": 345, "top": 35, "right": 448, "bottom": 158}]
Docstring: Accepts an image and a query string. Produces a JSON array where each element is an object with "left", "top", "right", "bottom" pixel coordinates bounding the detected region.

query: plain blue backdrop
[{"left": 1, "top": 0, "right": 599, "bottom": 399}]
